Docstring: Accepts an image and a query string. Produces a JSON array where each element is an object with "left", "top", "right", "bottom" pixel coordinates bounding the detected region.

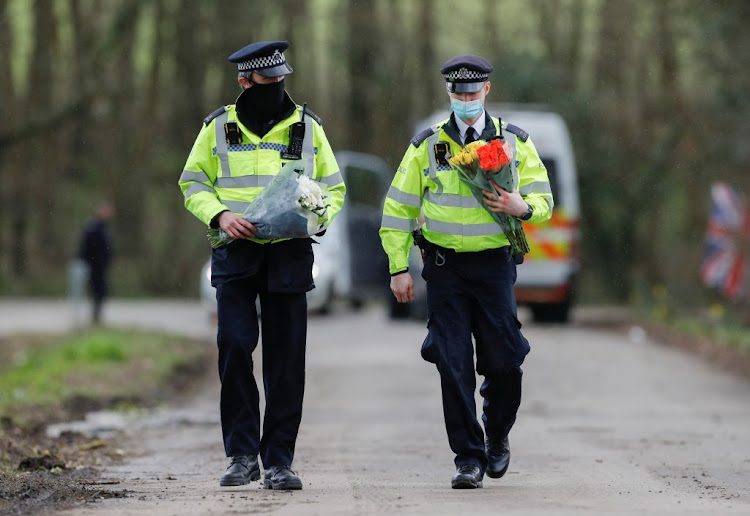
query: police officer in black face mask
[
  {"left": 234, "top": 62, "right": 291, "bottom": 137},
  {"left": 178, "top": 41, "right": 346, "bottom": 490}
]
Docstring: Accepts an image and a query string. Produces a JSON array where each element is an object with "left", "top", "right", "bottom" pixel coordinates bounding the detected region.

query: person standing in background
[{"left": 79, "top": 201, "right": 114, "bottom": 325}]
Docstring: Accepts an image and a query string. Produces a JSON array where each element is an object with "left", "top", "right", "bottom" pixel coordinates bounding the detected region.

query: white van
[{"left": 414, "top": 104, "right": 581, "bottom": 322}]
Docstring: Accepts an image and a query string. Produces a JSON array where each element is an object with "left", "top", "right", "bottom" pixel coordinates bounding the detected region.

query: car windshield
[{"left": 343, "top": 166, "right": 387, "bottom": 209}]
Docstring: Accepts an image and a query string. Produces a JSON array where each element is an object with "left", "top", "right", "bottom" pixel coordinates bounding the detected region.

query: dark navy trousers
[
  {"left": 215, "top": 276, "right": 307, "bottom": 468},
  {"left": 420, "top": 246, "right": 529, "bottom": 472}
]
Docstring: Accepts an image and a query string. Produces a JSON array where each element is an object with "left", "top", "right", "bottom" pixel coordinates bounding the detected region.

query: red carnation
[{"left": 476, "top": 140, "right": 510, "bottom": 172}]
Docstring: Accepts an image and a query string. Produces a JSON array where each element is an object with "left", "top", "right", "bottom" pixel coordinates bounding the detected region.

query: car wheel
[
  {"left": 529, "top": 299, "right": 571, "bottom": 323},
  {"left": 312, "top": 280, "right": 335, "bottom": 315},
  {"left": 349, "top": 297, "right": 365, "bottom": 311}
]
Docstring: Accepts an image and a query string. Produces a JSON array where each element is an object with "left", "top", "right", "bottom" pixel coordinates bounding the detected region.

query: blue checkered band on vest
[
  {"left": 445, "top": 67, "right": 489, "bottom": 81},
  {"left": 238, "top": 49, "right": 286, "bottom": 71}
]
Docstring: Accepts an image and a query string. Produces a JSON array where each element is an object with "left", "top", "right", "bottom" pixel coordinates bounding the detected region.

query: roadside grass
[
  {"left": 638, "top": 311, "right": 750, "bottom": 378},
  {"left": 0, "top": 328, "right": 212, "bottom": 478},
  {"left": 671, "top": 318, "right": 750, "bottom": 353},
  {"left": 0, "top": 327, "right": 211, "bottom": 426}
]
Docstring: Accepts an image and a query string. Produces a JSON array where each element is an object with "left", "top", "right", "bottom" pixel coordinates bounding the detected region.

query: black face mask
[{"left": 237, "top": 79, "right": 286, "bottom": 123}]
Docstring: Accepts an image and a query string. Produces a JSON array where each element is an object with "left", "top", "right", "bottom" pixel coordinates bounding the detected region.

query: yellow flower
[
  {"left": 448, "top": 140, "right": 487, "bottom": 167},
  {"left": 708, "top": 303, "right": 725, "bottom": 321},
  {"left": 465, "top": 141, "right": 483, "bottom": 154},
  {"left": 449, "top": 148, "right": 476, "bottom": 166},
  {"left": 651, "top": 284, "right": 667, "bottom": 300}
]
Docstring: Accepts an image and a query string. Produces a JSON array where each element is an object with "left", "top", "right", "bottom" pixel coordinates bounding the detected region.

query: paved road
[{"left": 2, "top": 299, "right": 748, "bottom": 514}]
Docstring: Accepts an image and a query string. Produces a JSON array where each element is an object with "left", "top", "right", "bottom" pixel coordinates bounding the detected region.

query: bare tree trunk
[
  {"left": 588, "top": 0, "right": 640, "bottom": 299},
  {"left": 413, "top": 0, "right": 436, "bottom": 123},
  {"left": 72, "top": 1, "right": 142, "bottom": 296},
  {"left": 0, "top": 5, "right": 13, "bottom": 285},
  {"left": 10, "top": 0, "right": 57, "bottom": 279},
  {"left": 65, "top": 0, "right": 96, "bottom": 180},
  {"left": 537, "top": 0, "right": 561, "bottom": 63},
  {"left": 565, "top": 0, "right": 585, "bottom": 91},
  {"left": 346, "top": 0, "right": 378, "bottom": 152}
]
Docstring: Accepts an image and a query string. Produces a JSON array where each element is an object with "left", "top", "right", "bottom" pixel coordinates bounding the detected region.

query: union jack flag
[{"left": 701, "top": 182, "right": 750, "bottom": 300}]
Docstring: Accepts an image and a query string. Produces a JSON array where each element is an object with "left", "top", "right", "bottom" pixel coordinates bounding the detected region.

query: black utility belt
[
  {"left": 428, "top": 244, "right": 509, "bottom": 256},
  {"left": 426, "top": 244, "right": 520, "bottom": 266}
]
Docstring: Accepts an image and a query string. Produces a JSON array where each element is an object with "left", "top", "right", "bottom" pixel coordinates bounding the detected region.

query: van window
[
  {"left": 342, "top": 166, "right": 387, "bottom": 209},
  {"left": 539, "top": 157, "right": 560, "bottom": 208}
]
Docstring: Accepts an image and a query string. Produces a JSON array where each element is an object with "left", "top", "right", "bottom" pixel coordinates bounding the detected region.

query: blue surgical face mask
[{"left": 450, "top": 98, "right": 484, "bottom": 120}]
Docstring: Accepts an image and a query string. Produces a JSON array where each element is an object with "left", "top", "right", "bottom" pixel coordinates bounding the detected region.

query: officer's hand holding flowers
[
  {"left": 482, "top": 183, "right": 529, "bottom": 217},
  {"left": 449, "top": 138, "right": 531, "bottom": 255},
  {"left": 217, "top": 211, "right": 257, "bottom": 241},
  {"left": 207, "top": 162, "right": 328, "bottom": 248}
]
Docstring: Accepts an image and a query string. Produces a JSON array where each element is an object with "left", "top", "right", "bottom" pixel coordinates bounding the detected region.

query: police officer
[
  {"left": 179, "top": 41, "right": 346, "bottom": 490},
  {"left": 380, "top": 55, "right": 553, "bottom": 489}
]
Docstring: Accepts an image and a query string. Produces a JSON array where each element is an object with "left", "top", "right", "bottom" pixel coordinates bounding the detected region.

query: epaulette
[
  {"left": 505, "top": 123, "right": 529, "bottom": 142},
  {"left": 303, "top": 106, "right": 322, "bottom": 126},
  {"left": 203, "top": 106, "right": 227, "bottom": 126},
  {"left": 411, "top": 128, "right": 435, "bottom": 147}
]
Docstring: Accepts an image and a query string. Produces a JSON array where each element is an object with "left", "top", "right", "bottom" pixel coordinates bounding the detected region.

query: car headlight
[{"left": 312, "top": 262, "right": 320, "bottom": 279}]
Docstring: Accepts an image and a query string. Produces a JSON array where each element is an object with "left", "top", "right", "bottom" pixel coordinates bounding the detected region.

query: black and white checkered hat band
[
  {"left": 237, "top": 49, "right": 286, "bottom": 71},
  {"left": 445, "top": 67, "right": 489, "bottom": 81}
]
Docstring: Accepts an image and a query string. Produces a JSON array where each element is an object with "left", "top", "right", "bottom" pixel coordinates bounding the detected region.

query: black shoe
[
  {"left": 264, "top": 465, "right": 303, "bottom": 490},
  {"left": 451, "top": 465, "right": 483, "bottom": 489},
  {"left": 486, "top": 436, "right": 511, "bottom": 479},
  {"left": 219, "top": 455, "right": 260, "bottom": 486}
]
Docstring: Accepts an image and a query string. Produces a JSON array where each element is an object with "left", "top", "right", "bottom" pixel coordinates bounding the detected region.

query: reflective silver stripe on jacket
[
  {"left": 381, "top": 215, "right": 417, "bottom": 232},
  {"left": 387, "top": 185, "right": 421, "bottom": 207},
  {"left": 424, "top": 191, "right": 481, "bottom": 209},
  {"left": 179, "top": 170, "right": 211, "bottom": 183},
  {"left": 184, "top": 182, "right": 215, "bottom": 199},
  {"left": 302, "top": 114, "right": 315, "bottom": 177},
  {"left": 319, "top": 171, "right": 344, "bottom": 188},
  {"left": 519, "top": 181, "right": 554, "bottom": 211},
  {"left": 214, "top": 111, "right": 231, "bottom": 178},
  {"left": 223, "top": 200, "right": 251, "bottom": 213},
  {"left": 425, "top": 217, "right": 504, "bottom": 237},
  {"left": 214, "top": 175, "right": 275, "bottom": 188},
  {"left": 519, "top": 181, "right": 552, "bottom": 195},
  {"left": 500, "top": 121, "right": 520, "bottom": 190}
]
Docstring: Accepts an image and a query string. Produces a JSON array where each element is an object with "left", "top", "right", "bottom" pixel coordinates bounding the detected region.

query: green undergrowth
[
  {"left": 671, "top": 318, "right": 750, "bottom": 353},
  {"left": 0, "top": 327, "right": 211, "bottom": 426}
]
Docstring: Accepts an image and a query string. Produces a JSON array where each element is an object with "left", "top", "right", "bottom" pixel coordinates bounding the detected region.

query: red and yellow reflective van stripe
[{"left": 524, "top": 211, "right": 579, "bottom": 261}]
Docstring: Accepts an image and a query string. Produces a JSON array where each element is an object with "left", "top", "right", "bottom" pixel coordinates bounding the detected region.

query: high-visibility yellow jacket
[
  {"left": 380, "top": 113, "right": 553, "bottom": 274},
  {"left": 179, "top": 101, "right": 345, "bottom": 242}
]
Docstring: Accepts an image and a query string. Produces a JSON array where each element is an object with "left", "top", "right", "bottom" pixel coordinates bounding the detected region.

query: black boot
[
  {"left": 264, "top": 465, "right": 303, "bottom": 490},
  {"left": 451, "top": 465, "right": 483, "bottom": 489},
  {"left": 486, "top": 436, "right": 510, "bottom": 479},
  {"left": 220, "top": 455, "right": 260, "bottom": 486}
]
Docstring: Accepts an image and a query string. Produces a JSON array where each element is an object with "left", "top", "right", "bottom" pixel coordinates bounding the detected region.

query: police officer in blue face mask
[{"left": 380, "top": 55, "right": 554, "bottom": 489}]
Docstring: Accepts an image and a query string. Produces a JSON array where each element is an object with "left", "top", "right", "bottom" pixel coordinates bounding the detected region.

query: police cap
[
  {"left": 440, "top": 55, "right": 492, "bottom": 93},
  {"left": 228, "top": 41, "right": 293, "bottom": 77}
]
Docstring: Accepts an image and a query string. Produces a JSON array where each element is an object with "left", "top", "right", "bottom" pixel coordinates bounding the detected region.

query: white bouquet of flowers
[{"left": 207, "top": 160, "right": 328, "bottom": 249}]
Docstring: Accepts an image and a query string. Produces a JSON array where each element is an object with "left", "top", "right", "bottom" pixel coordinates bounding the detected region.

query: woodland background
[{"left": 1, "top": 0, "right": 748, "bottom": 313}]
